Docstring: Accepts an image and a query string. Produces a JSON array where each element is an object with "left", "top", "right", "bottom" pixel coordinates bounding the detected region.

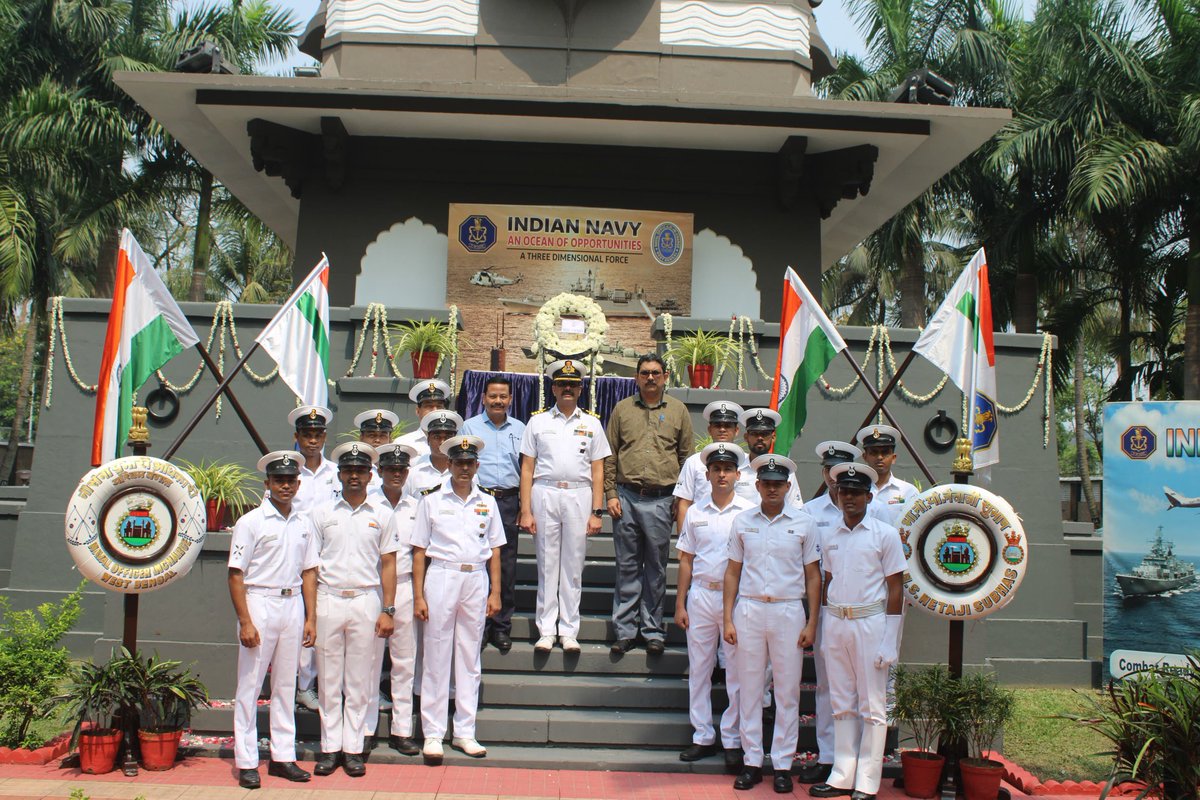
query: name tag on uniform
[
  {"left": 826, "top": 544, "right": 839, "bottom": 551},
  {"left": 321, "top": 520, "right": 338, "bottom": 529},
  {"left": 439, "top": 509, "right": 456, "bottom": 516},
  {"left": 787, "top": 529, "right": 799, "bottom": 535},
  {"left": 744, "top": 527, "right": 759, "bottom": 533},
  {"left": 695, "top": 521, "right": 709, "bottom": 527}
]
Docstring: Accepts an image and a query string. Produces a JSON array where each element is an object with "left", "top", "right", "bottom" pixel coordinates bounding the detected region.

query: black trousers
[{"left": 485, "top": 491, "right": 520, "bottom": 636}]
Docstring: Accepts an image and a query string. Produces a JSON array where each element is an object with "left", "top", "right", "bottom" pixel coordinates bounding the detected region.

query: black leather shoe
[
  {"left": 492, "top": 630, "right": 513, "bottom": 653},
  {"left": 850, "top": 792, "right": 876, "bottom": 800},
  {"left": 679, "top": 742, "right": 719, "bottom": 762},
  {"left": 724, "top": 747, "right": 745, "bottom": 773},
  {"left": 809, "top": 783, "right": 853, "bottom": 797},
  {"left": 775, "top": 773, "right": 794, "bottom": 793},
  {"left": 797, "top": 763, "right": 833, "bottom": 784},
  {"left": 389, "top": 735, "right": 421, "bottom": 755},
  {"left": 646, "top": 639, "right": 666, "bottom": 655},
  {"left": 342, "top": 753, "right": 366, "bottom": 777},
  {"left": 313, "top": 751, "right": 340, "bottom": 776},
  {"left": 610, "top": 638, "right": 637, "bottom": 654},
  {"left": 238, "top": 768, "right": 261, "bottom": 789},
  {"left": 734, "top": 766, "right": 763, "bottom": 790},
  {"left": 267, "top": 761, "right": 310, "bottom": 782}
]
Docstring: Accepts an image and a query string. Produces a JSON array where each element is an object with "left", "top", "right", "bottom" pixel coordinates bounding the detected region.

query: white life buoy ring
[
  {"left": 65, "top": 456, "right": 206, "bottom": 594},
  {"left": 898, "top": 484, "right": 1028, "bottom": 620}
]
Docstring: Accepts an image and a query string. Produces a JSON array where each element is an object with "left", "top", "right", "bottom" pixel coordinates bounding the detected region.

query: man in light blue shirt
[{"left": 461, "top": 374, "right": 525, "bottom": 652}]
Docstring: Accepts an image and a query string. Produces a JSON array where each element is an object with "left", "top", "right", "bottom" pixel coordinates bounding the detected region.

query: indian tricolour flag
[
  {"left": 256, "top": 256, "right": 331, "bottom": 407},
  {"left": 770, "top": 267, "right": 847, "bottom": 451},
  {"left": 913, "top": 247, "right": 1000, "bottom": 472},
  {"left": 91, "top": 230, "right": 199, "bottom": 465}
]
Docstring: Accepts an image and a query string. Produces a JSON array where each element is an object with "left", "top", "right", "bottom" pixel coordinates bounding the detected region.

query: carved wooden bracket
[
  {"left": 776, "top": 138, "right": 878, "bottom": 218},
  {"left": 247, "top": 116, "right": 348, "bottom": 198}
]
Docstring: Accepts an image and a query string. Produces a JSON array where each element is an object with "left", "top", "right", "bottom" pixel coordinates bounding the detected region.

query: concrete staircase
[{"left": 193, "top": 529, "right": 897, "bottom": 773}]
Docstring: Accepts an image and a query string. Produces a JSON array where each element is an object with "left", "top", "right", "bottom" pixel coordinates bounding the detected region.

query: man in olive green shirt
[{"left": 605, "top": 354, "right": 694, "bottom": 655}]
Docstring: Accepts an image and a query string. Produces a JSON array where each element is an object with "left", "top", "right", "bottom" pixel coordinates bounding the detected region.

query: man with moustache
[
  {"left": 605, "top": 353, "right": 693, "bottom": 655},
  {"left": 462, "top": 375, "right": 525, "bottom": 653},
  {"left": 396, "top": 379, "right": 452, "bottom": 462},
  {"left": 810, "top": 463, "right": 905, "bottom": 800},
  {"left": 518, "top": 360, "right": 610, "bottom": 653},
  {"left": 412, "top": 436, "right": 505, "bottom": 763},
  {"left": 738, "top": 408, "right": 805, "bottom": 507},
  {"left": 723, "top": 453, "right": 820, "bottom": 793},
  {"left": 287, "top": 405, "right": 339, "bottom": 713},
  {"left": 675, "top": 442, "right": 755, "bottom": 771},
  {"left": 304, "top": 442, "right": 398, "bottom": 778},
  {"left": 227, "top": 451, "right": 315, "bottom": 789},
  {"left": 405, "top": 410, "right": 463, "bottom": 499}
]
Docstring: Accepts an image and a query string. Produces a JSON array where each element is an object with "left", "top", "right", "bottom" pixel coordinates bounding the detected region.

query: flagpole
[
  {"left": 194, "top": 343, "right": 269, "bottom": 455},
  {"left": 162, "top": 343, "right": 262, "bottom": 461},
  {"left": 837, "top": 348, "right": 937, "bottom": 485},
  {"left": 850, "top": 349, "right": 917, "bottom": 436}
]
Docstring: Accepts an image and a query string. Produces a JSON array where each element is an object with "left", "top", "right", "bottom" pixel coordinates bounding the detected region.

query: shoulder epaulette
[
  {"left": 530, "top": 408, "right": 548, "bottom": 416},
  {"left": 419, "top": 484, "right": 441, "bottom": 496},
  {"left": 585, "top": 409, "right": 600, "bottom": 418}
]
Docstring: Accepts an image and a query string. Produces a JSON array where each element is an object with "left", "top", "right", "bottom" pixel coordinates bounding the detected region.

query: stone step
[
  {"left": 507, "top": 613, "right": 689, "bottom": 645},
  {"left": 986, "top": 657, "right": 1101, "bottom": 687},
  {"left": 516, "top": 557, "right": 681, "bottom": 587},
  {"left": 516, "top": 583, "right": 682, "bottom": 614},
  {"left": 519, "top": 535, "right": 618, "bottom": 560}
]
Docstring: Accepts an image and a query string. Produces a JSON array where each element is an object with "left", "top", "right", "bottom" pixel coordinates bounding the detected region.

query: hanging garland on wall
[{"left": 532, "top": 293, "right": 608, "bottom": 411}]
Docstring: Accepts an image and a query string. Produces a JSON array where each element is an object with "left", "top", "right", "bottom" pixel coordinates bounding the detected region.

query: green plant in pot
[
  {"left": 57, "top": 656, "right": 135, "bottom": 774},
  {"left": 666, "top": 328, "right": 733, "bottom": 388},
  {"left": 117, "top": 650, "right": 209, "bottom": 771},
  {"left": 176, "top": 459, "right": 258, "bottom": 531},
  {"left": 391, "top": 318, "right": 455, "bottom": 379},
  {"left": 946, "top": 671, "right": 1014, "bottom": 800},
  {"left": 893, "top": 664, "right": 955, "bottom": 798}
]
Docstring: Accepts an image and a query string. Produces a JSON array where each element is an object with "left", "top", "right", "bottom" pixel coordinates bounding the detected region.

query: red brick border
[
  {"left": 0, "top": 732, "right": 72, "bottom": 766},
  {"left": 984, "top": 752, "right": 1146, "bottom": 796}
]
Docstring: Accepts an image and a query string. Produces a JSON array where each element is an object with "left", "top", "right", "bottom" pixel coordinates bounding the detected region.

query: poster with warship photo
[
  {"left": 448, "top": 203, "right": 694, "bottom": 375},
  {"left": 1102, "top": 401, "right": 1200, "bottom": 679}
]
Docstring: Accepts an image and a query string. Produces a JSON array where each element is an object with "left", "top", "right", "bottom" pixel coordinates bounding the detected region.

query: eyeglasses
[{"left": 638, "top": 370, "right": 664, "bottom": 378}]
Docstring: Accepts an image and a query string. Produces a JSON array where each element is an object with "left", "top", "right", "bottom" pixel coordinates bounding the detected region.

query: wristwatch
[
  {"left": 382, "top": 606, "right": 396, "bottom": 615},
  {"left": 592, "top": 508, "right": 605, "bottom": 518}
]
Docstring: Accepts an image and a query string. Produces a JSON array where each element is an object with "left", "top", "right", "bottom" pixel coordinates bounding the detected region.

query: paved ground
[{"left": 0, "top": 758, "right": 1085, "bottom": 800}]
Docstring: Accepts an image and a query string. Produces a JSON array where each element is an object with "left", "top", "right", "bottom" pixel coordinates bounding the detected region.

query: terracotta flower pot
[
  {"left": 960, "top": 757, "right": 1005, "bottom": 800},
  {"left": 687, "top": 364, "right": 715, "bottom": 389},
  {"left": 138, "top": 729, "right": 182, "bottom": 771},
  {"left": 410, "top": 352, "right": 439, "bottom": 379},
  {"left": 78, "top": 728, "right": 122, "bottom": 775},
  {"left": 901, "top": 751, "right": 946, "bottom": 798},
  {"left": 205, "top": 498, "right": 226, "bottom": 532}
]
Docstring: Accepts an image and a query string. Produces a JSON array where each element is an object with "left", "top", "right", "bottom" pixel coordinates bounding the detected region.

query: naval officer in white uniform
[
  {"left": 518, "top": 359, "right": 610, "bottom": 653},
  {"left": 674, "top": 401, "right": 745, "bottom": 525},
  {"left": 810, "top": 463, "right": 905, "bottom": 800},
  {"left": 412, "top": 435, "right": 506, "bottom": 764},
  {"left": 356, "top": 409, "right": 399, "bottom": 500},
  {"left": 405, "top": 410, "right": 462, "bottom": 499},
  {"left": 724, "top": 454, "right": 821, "bottom": 793},
  {"left": 304, "top": 442, "right": 399, "bottom": 778},
  {"left": 227, "top": 451, "right": 315, "bottom": 789},
  {"left": 856, "top": 425, "right": 919, "bottom": 525},
  {"left": 396, "top": 379, "right": 452, "bottom": 462},
  {"left": 676, "top": 442, "right": 755, "bottom": 771}
]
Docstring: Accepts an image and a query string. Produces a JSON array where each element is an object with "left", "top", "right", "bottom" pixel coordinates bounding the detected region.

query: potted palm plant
[
  {"left": 391, "top": 318, "right": 454, "bottom": 379},
  {"left": 58, "top": 658, "right": 133, "bottom": 774},
  {"left": 666, "top": 328, "right": 733, "bottom": 388},
  {"left": 948, "top": 672, "right": 1014, "bottom": 800},
  {"left": 893, "top": 664, "right": 955, "bottom": 798},
  {"left": 121, "top": 650, "right": 209, "bottom": 771},
  {"left": 176, "top": 459, "right": 258, "bottom": 531}
]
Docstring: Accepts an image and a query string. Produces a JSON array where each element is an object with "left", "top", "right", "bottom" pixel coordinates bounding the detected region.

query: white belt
[
  {"left": 430, "top": 559, "right": 488, "bottom": 573},
  {"left": 693, "top": 579, "right": 723, "bottom": 591},
  {"left": 743, "top": 595, "right": 801, "bottom": 604},
  {"left": 317, "top": 586, "right": 377, "bottom": 598},
  {"left": 825, "top": 601, "right": 885, "bottom": 619},
  {"left": 396, "top": 573, "right": 412, "bottom": 583},
  {"left": 534, "top": 478, "right": 589, "bottom": 489},
  {"left": 245, "top": 586, "right": 301, "bottom": 597}
]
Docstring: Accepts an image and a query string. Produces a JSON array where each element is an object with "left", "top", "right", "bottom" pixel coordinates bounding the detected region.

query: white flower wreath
[{"left": 533, "top": 293, "right": 609, "bottom": 363}]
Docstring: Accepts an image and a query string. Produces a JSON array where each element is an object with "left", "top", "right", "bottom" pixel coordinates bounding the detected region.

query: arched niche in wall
[
  {"left": 355, "top": 217, "right": 448, "bottom": 308},
  {"left": 690, "top": 228, "right": 763, "bottom": 319}
]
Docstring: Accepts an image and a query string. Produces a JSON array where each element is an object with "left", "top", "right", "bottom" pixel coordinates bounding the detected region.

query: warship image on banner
[
  {"left": 499, "top": 270, "right": 679, "bottom": 319},
  {"left": 1115, "top": 526, "right": 1197, "bottom": 598}
]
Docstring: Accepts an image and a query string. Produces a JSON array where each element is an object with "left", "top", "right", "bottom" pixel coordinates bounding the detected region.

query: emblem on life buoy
[
  {"left": 900, "top": 484, "right": 1028, "bottom": 620},
  {"left": 65, "top": 457, "right": 206, "bottom": 593}
]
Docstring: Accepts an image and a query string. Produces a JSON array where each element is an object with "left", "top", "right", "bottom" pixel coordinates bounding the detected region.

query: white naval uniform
[
  {"left": 396, "top": 429, "right": 431, "bottom": 464},
  {"left": 404, "top": 459, "right": 448, "bottom": 500},
  {"left": 728, "top": 505, "right": 819, "bottom": 771},
  {"left": 364, "top": 494, "right": 419, "bottom": 736},
  {"left": 872, "top": 474, "right": 919, "bottom": 526},
  {"left": 293, "top": 454, "right": 340, "bottom": 693},
  {"left": 412, "top": 483, "right": 506, "bottom": 740},
  {"left": 676, "top": 494, "right": 755, "bottom": 748},
  {"left": 306, "top": 496, "right": 399, "bottom": 755},
  {"left": 520, "top": 406, "right": 611, "bottom": 638},
  {"left": 802, "top": 491, "right": 894, "bottom": 765},
  {"left": 228, "top": 499, "right": 315, "bottom": 769},
  {"left": 821, "top": 515, "right": 906, "bottom": 795},
  {"left": 675, "top": 451, "right": 804, "bottom": 509}
]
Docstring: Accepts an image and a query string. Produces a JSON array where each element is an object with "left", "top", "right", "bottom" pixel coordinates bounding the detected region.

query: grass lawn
[{"left": 1000, "top": 686, "right": 1112, "bottom": 782}]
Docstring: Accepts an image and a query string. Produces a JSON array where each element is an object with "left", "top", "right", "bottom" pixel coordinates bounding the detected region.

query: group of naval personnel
[{"left": 226, "top": 354, "right": 918, "bottom": 798}]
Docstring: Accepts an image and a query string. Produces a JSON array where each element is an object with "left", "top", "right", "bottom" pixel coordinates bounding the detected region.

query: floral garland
[
  {"left": 661, "top": 313, "right": 679, "bottom": 384},
  {"left": 345, "top": 303, "right": 400, "bottom": 379},
  {"left": 44, "top": 296, "right": 98, "bottom": 407},
  {"left": 533, "top": 294, "right": 607, "bottom": 411}
]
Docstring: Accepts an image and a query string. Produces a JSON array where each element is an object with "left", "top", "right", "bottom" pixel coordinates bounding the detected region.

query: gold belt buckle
[
  {"left": 460, "top": 564, "right": 473, "bottom": 572},
  {"left": 846, "top": 606, "right": 858, "bottom": 619},
  {"left": 763, "top": 595, "right": 775, "bottom": 603},
  {"left": 280, "top": 588, "right": 293, "bottom": 597},
  {"left": 706, "top": 581, "right": 721, "bottom": 591},
  {"left": 556, "top": 481, "right": 568, "bottom": 489},
  {"left": 340, "top": 590, "right": 356, "bottom": 598}
]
